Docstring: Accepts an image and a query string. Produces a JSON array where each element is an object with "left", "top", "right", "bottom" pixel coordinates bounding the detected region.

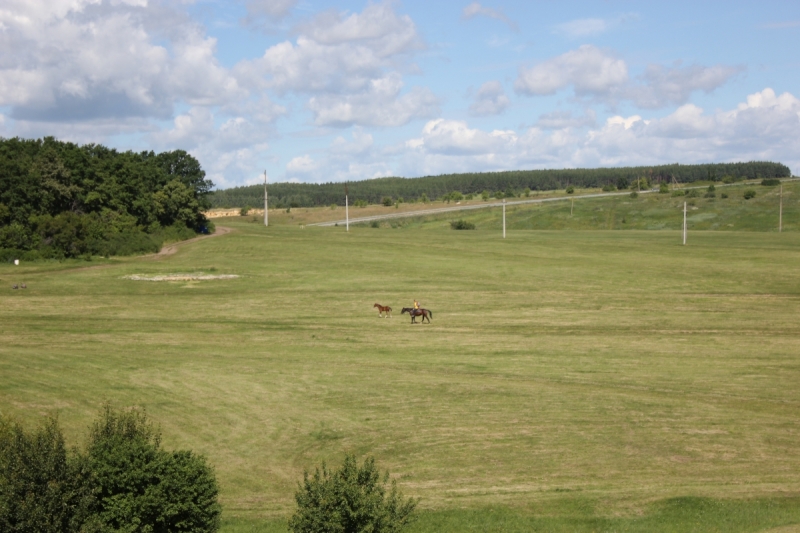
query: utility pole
[
  {"left": 264, "top": 170, "right": 269, "bottom": 226},
  {"left": 345, "top": 182, "right": 349, "bottom": 232},
  {"left": 683, "top": 202, "right": 687, "bottom": 245},
  {"left": 502, "top": 198, "right": 506, "bottom": 239},
  {"left": 779, "top": 184, "right": 783, "bottom": 233}
]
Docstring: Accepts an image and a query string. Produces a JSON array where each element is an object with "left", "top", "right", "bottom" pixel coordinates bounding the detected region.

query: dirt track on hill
[{"left": 153, "top": 225, "right": 232, "bottom": 259}]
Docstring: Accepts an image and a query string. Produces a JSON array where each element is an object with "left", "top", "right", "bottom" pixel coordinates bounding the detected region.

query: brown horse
[
  {"left": 373, "top": 303, "right": 392, "bottom": 318},
  {"left": 401, "top": 307, "right": 432, "bottom": 324}
]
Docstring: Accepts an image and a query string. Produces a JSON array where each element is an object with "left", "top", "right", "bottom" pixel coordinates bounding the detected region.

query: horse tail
[{"left": 428, "top": 310, "right": 432, "bottom": 319}]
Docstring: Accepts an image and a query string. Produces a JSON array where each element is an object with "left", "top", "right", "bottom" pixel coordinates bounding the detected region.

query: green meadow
[{"left": 2, "top": 189, "right": 800, "bottom": 531}]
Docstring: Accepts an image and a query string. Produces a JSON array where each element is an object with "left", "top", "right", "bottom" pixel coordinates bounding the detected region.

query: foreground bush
[
  {"left": 761, "top": 178, "right": 781, "bottom": 186},
  {"left": 289, "top": 455, "right": 416, "bottom": 533},
  {"left": 0, "top": 406, "right": 220, "bottom": 533},
  {"left": 743, "top": 189, "right": 757, "bottom": 199}
]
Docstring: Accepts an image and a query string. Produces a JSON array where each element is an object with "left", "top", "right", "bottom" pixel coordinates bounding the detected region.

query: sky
[{"left": 1, "top": 1, "right": 799, "bottom": 189}]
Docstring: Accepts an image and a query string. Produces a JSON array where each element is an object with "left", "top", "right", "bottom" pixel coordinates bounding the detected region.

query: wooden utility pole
[
  {"left": 345, "top": 182, "right": 349, "bottom": 232},
  {"left": 683, "top": 202, "right": 687, "bottom": 245},
  {"left": 264, "top": 170, "right": 269, "bottom": 226},
  {"left": 502, "top": 198, "right": 506, "bottom": 239}
]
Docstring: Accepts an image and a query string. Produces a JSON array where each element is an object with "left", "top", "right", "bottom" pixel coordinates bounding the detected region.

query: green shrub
[
  {"left": 481, "top": 191, "right": 490, "bottom": 201},
  {"left": 602, "top": 184, "right": 616, "bottom": 192},
  {"left": 419, "top": 193, "right": 429, "bottom": 203},
  {"left": 240, "top": 206, "right": 251, "bottom": 216},
  {"left": 370, "top": 221, "right": 380, "bottom": 228},
  {"left": 565, "top": 185, "right": 575, "bottom": 194},
  {"left": 671, "top": 190, "right": 685, "bottom": 197},
  {"left": 743, "top": 189, "right": 757, "bottom": 199},
  {"left": 465, "top": 193, "right": 474, "bottom": 200},
  {"left": 761, "top": 178, "right": 781, "bottom": 186},
  {"left": 721, "top": 192, "right": 729, "bottom": 199},
  {"left": 382, "top": 197, "right": 393, "bottom": 206},
  {"left": 686, "top": 189, "right": 700, "bottom": 198},
  {"left": 289, "top": 455, "right": 416, "bottom": 533},
  {"left": 630, "top": 191, "right": 639, "bottom": 198},
  {"left": 659, "top": 183, "right": 669, "bottom": 194},
  {"left": 616, "top": 177, "right": 629, "bottom": 190},
  {"left": 450, "top": 219, "right": 476, "bottom": 230},
  {"left": 0, "top": 406, "right": 220, "bottom": 533}
]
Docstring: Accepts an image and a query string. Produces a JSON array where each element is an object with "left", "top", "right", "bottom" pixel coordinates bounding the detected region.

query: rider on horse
[{"left": 413, "top": 299, "right": 420, "bottom": 310}]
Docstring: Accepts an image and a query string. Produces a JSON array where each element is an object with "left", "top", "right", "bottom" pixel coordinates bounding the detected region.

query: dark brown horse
[
  {"left": 373, "top": 303, "right": 392, "bottom": 318},
  {"left": 401, "top": 307, "right": 432, "bottom": 324}
]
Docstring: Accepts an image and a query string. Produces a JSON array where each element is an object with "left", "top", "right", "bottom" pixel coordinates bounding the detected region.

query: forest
[
  {"left": 210, "top": 161, "right": 791, "bottom": 209},
  {"left": 0, "top": 137, "right": 213, "bottom": 261}
]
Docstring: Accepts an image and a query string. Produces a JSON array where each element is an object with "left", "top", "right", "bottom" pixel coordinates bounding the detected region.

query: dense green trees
[
  {"left": 210, "top": 161, "right": 790, "bottom": 209},
  {"left": 289, "top": 455, "right": 416, "bottom": 533},
  {"left": 0, "top": 137, "right": 213, "bottom": 260},
  {"left": 0, "top": 406, "right": 220, "bottom": 533}
]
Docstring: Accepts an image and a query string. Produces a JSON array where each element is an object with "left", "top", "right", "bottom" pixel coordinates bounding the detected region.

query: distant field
[{"left": 2, "top": 216, "right": 800, "bottom": 531}]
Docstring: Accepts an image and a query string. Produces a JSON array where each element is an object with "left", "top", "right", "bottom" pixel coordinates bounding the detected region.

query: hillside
[{"left": 209, "top": 161, "right": 790, "bottom": 209}]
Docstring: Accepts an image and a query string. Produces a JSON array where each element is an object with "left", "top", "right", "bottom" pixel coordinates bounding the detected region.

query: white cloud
[
  {"left": 308, "top": 73, "right": 439, "bottom": 127},
  {"left": 397, "top": 88, "right": 800, "bottom": 176},
  {"left": 239, "top": 2, "right": 423, "bottom": 95},
  {"left": 0, "top": 0, "right": 243, "bottom": 121},
  {"left": 630, "top": 63, "right": 744, "bottom": 108},
  {"left": 469, "top": 81, "right": 510, "bottom": 116},
  {"left": 554, "top": 14, "right": 638, "bottom": 38},
  {"left": 554, "top": 18, "right": 608, "bottom": 37},
  {"left": 514, "top": 45, "right": 628, "bottom": 97},
  {"left": 462, "top": 2, "right": 518, "bottom": 32},
  {"left": 515, "top": 46, "right": 740, "bottom": 109}
]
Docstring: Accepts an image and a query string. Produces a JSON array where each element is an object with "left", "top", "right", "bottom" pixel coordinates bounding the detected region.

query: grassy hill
[
  {"left": 2, "top": 210, "right": 800, "bottom": 531},
  {"left": 357, "top": 180, "right": 799, "bottom": 233}
]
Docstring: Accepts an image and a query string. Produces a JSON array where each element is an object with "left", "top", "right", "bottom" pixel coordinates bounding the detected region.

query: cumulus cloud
[
  {"left": 630, "top": 63, "right": 744, "bottom": 108},
  {"left": 514, "top": 45, "right": 628, "bottom": 97},
  {"left": 284, "top": 129, "right": 394, "bottom": 182},
  {"left": 462, "top": 2, "right": 518, "bottom": 32},
  {"left": 308, "top": 74, "right": 439, "bottom": 127},
  {"left": 236, "top": 1, "right": 434, "bottom": 128},
  {"left": 469, "top": 81, "right": 510, "bottom": 116},
  {"left": 515, "top": 45, "right": 741, "bottom": 108},
  {"left": 239, "top": 2, "right": 423, "bottom": 94},
  {"left": 0, "top": 0, "right": 243, "bottom": 122},
  {"left": 398, "top": 88, "right": 800, "bottom": 176}
]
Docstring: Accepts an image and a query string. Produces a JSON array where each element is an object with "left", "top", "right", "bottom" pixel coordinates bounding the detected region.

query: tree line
[
  {"left": 210, "top": 162, "right": 790, "bottom": 209},
  {"left": 0, "top": 137, "right": 214, "bottom": 261}
]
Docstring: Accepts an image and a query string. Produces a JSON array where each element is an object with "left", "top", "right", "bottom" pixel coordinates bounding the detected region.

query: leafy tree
[
  {"left": 289, "top": 455, "right": 416, "bottom": 533},
  {"left": 659, "top": 183, "right": 669, "bottom": 193},
  {"left": 565, "top": 185, "right": 575, "bottom": 194},
  {"left": 85, "top": 405, "right": 220, "bottom": 533},
  {"left": 616, "top": 177, "right": 629, "bottom": 190},
  {"left": 0, "top": 416, "right": 93, "bottom": 533},
  {"left": 382, "top": 197, "right": 393, "bottom": 206},
  {"left": 743, "top": 189, "right": 756, "bottom": 199}
]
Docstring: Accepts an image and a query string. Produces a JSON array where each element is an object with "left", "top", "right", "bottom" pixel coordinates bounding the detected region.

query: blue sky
[{"left": 1, "top": 1, "right": 798, "bottom": 188}]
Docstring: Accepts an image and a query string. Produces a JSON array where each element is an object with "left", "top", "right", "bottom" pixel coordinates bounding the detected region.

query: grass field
[{"left": 2, "top": 206, "right": 800, "bottom": 531}]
